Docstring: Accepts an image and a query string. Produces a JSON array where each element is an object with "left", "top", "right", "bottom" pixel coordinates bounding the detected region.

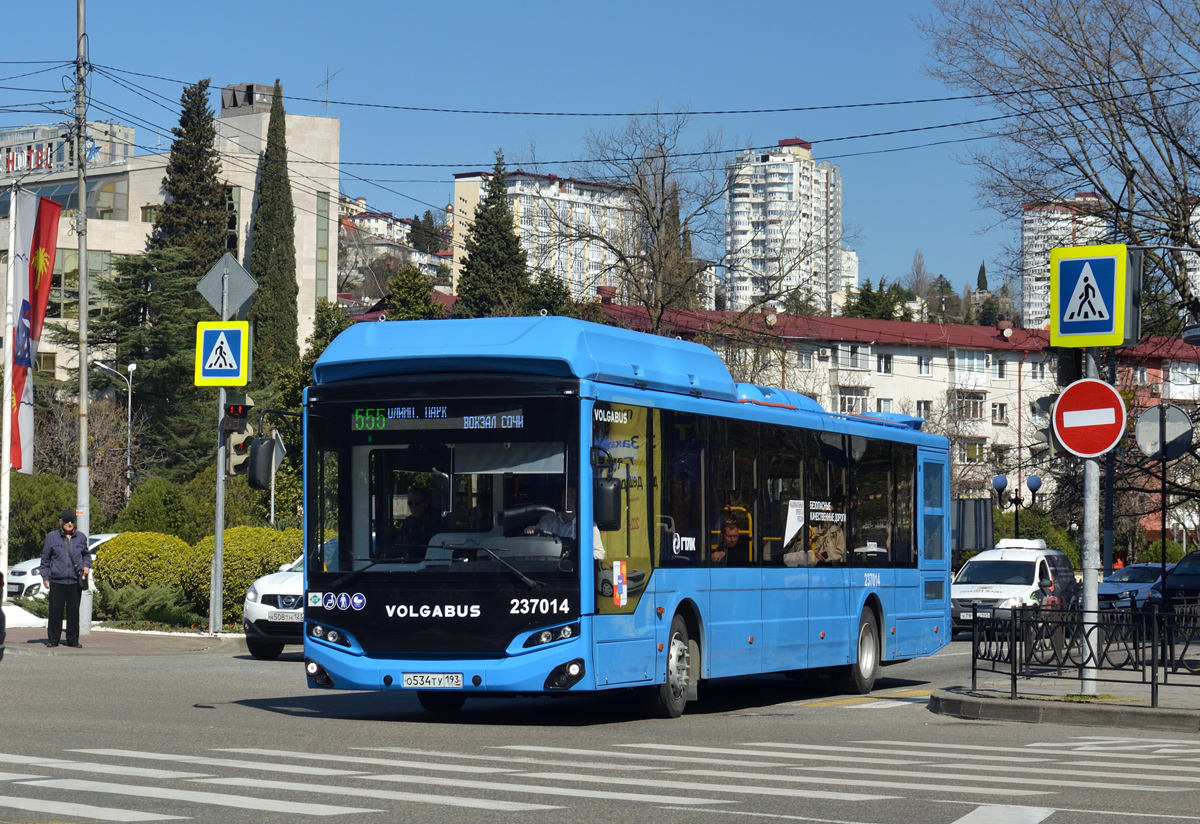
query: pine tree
[
  {"left": 91, "top": 248, "right": 217, "bottom": 481},
  {"left": 247, "top": 80, "right": 299, "bottom": 390},
  {"left": 455, "top": 151, "right": 530, "bottom": 318},
  {"left": 381, "top": 262, "right": 443, "bottom": 320},
  {"left": 149, "top": 79, "right": 227, "bottom": 271}
]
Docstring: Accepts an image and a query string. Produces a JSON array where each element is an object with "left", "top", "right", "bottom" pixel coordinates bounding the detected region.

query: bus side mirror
[
  {"left": 594, "top": 478, "right": 622, "bottom": 532},
  {"left": 247, "top": 438, "right": 276, "bottom": 490}
]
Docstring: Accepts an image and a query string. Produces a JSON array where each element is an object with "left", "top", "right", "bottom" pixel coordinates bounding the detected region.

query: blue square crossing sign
[
  {"left": 194, "top": 321, "right": 250, "bottom": 386},
  {"left": 1049, "top": 243, "right": 1138, "bottom": 348}
]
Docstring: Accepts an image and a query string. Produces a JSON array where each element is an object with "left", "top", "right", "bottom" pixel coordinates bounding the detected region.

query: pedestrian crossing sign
[
  {"left": 194, "top": 321, "right": 250, "bottom": 386},
  {"left": 1049, "top": 244, "right": 1140, "bottom": 348}
]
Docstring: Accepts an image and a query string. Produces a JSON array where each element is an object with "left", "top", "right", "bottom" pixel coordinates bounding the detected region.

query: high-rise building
[
  {"left": 724, "top": 139, "right": 842, "bottom": 312},
  {"left": 1020, "top": 192, "right": 1106, "bottom": 328}
]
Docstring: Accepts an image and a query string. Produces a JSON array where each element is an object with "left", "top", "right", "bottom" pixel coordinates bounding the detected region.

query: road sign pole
[
  {"left": 1160, "top": 401, "right": 1169, "bottom": 617},
  {"left": 1081, "top": 348, "right": 1100, "bottom": 695},
  {"left": 209, "top": 262, "right": 229, "bottom": 634}
]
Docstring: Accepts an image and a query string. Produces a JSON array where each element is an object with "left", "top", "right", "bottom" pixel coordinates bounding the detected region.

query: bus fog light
[
  {"left": 304, "top": 658, "right": 334, "bottom": 688},
  {"left": 544, "top": 658, "right": 586, "bottom": 690}
]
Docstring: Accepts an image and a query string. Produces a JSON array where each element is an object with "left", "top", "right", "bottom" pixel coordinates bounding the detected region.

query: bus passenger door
[
  {"left": 916, "top": 450, "right": 950, "bottom": 654},
  {"left": 591, "top": 401, "right": 657, "bottom": 687},
  {"left": 806, "top": 432, "right": 851, "bottom": 668}
]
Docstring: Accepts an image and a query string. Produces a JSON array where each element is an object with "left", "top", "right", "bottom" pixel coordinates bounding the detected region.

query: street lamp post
[
  {"left": 95, "top": 361, "right": 135, "bottom": 502},
  {"left": 992, "top": 474, "right": 1042, "bottom": 539}
]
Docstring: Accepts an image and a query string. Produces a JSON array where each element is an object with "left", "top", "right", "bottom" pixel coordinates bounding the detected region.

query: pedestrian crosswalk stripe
[
  {"left": 739, "top": 742, "right": 1054, "bottom": 764},
  {"left": 801, "top": 765, "right": 1190, "bottom": 793},
  {"left": 0, "top": 752, "right": 208, "bottom": 780},
  {"left": 196, "top": 776, "right": 561, "bottom": 812},
  {"left": 949, "top": 805, "right": 1055, "bottom": 824},
  {"left": 362, "top": 771, "right": 735, "bottom": 805},
  {"left": 364, "top": 746, "right": 674, "bottom": 771},
  {"left": 516, "top": 771, "right": 897, "bottom": 802},
  {"left": 217, "top": 747, "right": 514, "bottom": 774},
  {"left": 675, "top": 769, "right": 1051, "bottom": 797},
  {"left": 23, "top": 778, "right": 380, "bottom": 816},
  {"left": 497, "top": 744, "right": 789, "bottom": 767},
  {"left": 939, "top": 763, "right": 1200, "bottom": 785},
  {"left": 71, "top": 749, "right": 365, "bottom": 776},
  {"left": 0, "top": 793, "right": 185, "bottom": 822}
]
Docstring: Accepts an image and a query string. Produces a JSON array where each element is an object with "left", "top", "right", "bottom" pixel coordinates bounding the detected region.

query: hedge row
[{"left": 94, "top": 527, "right": 302, "bottom": 625}]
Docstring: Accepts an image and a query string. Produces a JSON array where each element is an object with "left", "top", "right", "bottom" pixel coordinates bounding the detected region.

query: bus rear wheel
[
  {"left": 641, "top": 614, "right": 691, "bottom": 718},
  {"left": 417, "top": 691, "right": 467, "bottom": 713},
  {"left": 837, "top": 608, "right": 880, "bottom": 695}
]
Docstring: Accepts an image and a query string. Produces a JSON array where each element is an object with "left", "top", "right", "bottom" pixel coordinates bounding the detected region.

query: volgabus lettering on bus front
[{"left": 385, "top": 603, "right": 482, "bottom": 619}]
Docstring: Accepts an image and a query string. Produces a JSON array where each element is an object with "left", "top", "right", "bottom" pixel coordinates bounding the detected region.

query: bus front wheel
[
  {"left": 417, "top": 691, "right": 467, "bottom": 713},
  {"left": 837, "top": 608, "right": 880, "bottom": 695},
  {"left": 641, "top": 614, "right": 691, "bottom": 718}
]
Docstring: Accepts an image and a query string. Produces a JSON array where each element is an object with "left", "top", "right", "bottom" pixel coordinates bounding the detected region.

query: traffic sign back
[{"left": 1052, "top": 379, "right": 1126, "bottom": 458}]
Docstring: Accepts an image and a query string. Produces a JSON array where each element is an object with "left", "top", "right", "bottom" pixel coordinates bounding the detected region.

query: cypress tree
[
  {"left": 455, "top": 151, "right": 530, "bottom": 318},
  {"left": 149, "top": 79, "right": 227, "bottom": 272},
  {"left": 977, "top": 261, "right": 988, "bottom": 292},
  {"left": 381, "top": 262, "right": 443, "bottom": 320},
  {"left": 247, "top": 79, "right": 299, "bottom": 389}
]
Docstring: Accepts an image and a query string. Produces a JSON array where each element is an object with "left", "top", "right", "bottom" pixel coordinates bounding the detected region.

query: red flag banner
[{"left": 9, "top": 192, "right": 61, "bottom": 472}]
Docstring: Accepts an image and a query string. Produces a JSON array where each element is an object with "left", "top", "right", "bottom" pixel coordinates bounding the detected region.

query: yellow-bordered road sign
[
  {"left": 195, "top": 321, "right": 250, "bottom": 386},
  {"left": 1050, "top": 243, "right": 1136, "bottom": 347}
]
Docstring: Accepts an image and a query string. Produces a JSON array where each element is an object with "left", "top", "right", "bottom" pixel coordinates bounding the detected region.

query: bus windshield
[{"left": 307, "top": 389, "right": 580, "bottom": 586}]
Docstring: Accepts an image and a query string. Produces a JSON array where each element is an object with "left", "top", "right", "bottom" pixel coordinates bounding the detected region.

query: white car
[
  {"left": 5, "top": 532, "right": 117, "bottom": 599},
  {"left": 243, "top": 557, "right": 304, "bottom": 660}
]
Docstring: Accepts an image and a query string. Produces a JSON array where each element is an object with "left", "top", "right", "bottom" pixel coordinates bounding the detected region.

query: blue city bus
[{"left": 291, "top": 316, "right": 951, "bottom": 717}]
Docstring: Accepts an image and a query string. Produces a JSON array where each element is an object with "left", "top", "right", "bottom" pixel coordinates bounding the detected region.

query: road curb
[{"left": 929, "top": 687, "right": 1200, "bottom": 731}]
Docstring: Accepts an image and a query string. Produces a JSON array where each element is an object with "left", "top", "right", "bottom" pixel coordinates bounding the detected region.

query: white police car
[{"left": 243, "top": 557, "right": 304, "bottom": 660}]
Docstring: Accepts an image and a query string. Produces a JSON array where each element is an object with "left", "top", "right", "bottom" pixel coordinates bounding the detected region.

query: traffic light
[
  {"left": 228, "top": 423, "right": 255, "bottom": 475},
  {"left": 223, "top": 394, "right": 254, "bottom": 434},
  {"left": 1031, "top": 394, "right": 1062, "bottom": 460}
]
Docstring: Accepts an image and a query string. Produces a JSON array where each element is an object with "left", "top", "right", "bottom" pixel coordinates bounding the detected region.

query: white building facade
[
  {"left": 724, "top": 139, "right": 843, "bottom": 312},
  {"left": 449, "top": 170, "right": 635, "bottom": 302}
]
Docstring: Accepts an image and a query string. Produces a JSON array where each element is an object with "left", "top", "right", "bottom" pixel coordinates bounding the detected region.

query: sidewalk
[
  {"left": 930, "top": 670, "right": 1200, "bottom": 732},
  {"left": 3, "top": 604, "right": 248, "bottom": 657}
]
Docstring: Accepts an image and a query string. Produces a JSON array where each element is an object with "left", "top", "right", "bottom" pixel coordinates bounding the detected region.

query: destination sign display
[{"left": 352, "top": 405, "right": 525, "bottom": 432}]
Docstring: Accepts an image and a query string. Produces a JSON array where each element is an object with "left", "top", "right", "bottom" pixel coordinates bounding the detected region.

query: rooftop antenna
[{"left": 316, "top": 65, "right": 343, "bottom": 116}]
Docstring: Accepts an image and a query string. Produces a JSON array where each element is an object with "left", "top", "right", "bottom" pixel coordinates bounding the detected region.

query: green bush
[
  {"left": 12, "top": 596, "right": 49, "bottom": 619},
  {"left": 1142, "top": 539, "right": 1186, "bottom": 565},
  {"left": 113, "top": 476, "right": 209, "bottom": 544},
  {"left": 94, "top": 581, "right": 206, "bottom": 628},
  {"left": 8, "top": 473, "right": 104, "bottom": 563},
  {"left": 179, "top": 526, "right": 302, "bottom": 624},
  {"left": 93, "top": 531, "right": 194, "bottom": 591}
]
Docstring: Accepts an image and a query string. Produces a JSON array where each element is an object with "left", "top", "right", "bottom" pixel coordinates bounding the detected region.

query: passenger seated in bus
[
  {"left": 524, "top": 488, "right": 606, "bottom": 559},
  {"left": 809, "top": 507, "right": 846, "bottom": 565},
  {"left": 711, "top": 520, "right": 751, "bottom": 566},
  {"left": 395, "top": 487, "right": 438, "bottom": 559}
]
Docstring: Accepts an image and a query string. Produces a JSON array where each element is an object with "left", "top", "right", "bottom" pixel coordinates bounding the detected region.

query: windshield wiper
[
  {"left": 330, "top": 556, "right": 420, "bottom": 588},
  {"left": 481, "top": 547, "right": 543, "bottom": 589}
]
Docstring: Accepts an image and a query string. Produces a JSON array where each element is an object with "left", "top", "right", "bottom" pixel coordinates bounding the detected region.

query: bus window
[
  {"left": 763, "top": 425, "right": 805, "bottom": 566},
  {"left": 658, "top": 411, "right": 704, "bottom": 566},
  {"left": 807, "top": 432, "right": 847, "bottom": 566},
  {"left": 894, "top": 445, "right": 917, "bottom": 567},
  {"left": 709, "top": 419, "right": 757, "bottom": 567},
  {"left": 592, "top": 402, "right": 653, "bottom": 614},
  {"left": 850, "top": 439, "right": 892, "bottom": 567}
]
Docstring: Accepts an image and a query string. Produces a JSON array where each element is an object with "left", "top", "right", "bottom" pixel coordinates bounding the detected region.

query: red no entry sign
[{"left": 1053, "top": 378, "right": 1127, "bottom": 458}]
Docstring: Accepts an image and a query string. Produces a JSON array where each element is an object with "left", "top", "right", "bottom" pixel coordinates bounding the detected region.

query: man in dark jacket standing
[{"left": 39, "top": 510, "right": 90, "bottom": 648}]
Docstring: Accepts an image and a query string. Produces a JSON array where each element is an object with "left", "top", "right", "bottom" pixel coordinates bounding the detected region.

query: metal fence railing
[{"left": 971, "top": 598, "right": 1200, "bottom": 708}]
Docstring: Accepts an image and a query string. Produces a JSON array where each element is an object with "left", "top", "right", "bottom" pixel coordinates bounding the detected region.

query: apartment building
[{"left": 724, "top": 139, "right": 843, "bottom": 312}]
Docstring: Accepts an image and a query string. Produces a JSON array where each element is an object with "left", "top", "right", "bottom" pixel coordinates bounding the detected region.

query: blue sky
[{"left": 3, "top": 0, "right": 1009, "bottom": 294}]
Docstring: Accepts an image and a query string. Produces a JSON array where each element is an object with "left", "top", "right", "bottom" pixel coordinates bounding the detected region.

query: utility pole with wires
[{"left": 74, "top": 0, "right": 92, "bottom": 535}]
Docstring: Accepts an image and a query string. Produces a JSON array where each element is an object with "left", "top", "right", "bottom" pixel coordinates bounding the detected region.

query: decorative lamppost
[{"left": 992, "top": 474, "right": 1042, "bottom": 539}]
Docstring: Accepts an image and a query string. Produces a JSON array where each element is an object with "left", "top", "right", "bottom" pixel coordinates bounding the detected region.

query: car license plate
[
  {"left": 959, "top": 610, "right": 991, "bottom": 620},
  {"left": 268, "top": 611, "right": 303, "bottom": 622},
  {"left": 403, "top": 672, "right": 463, "bottom": 689},
  {"left": 6, "top": 583, "right": 18, "bottom": 597}
]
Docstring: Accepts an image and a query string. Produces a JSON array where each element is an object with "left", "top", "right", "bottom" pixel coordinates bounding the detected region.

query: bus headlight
[
  {"left": 309, "top": 622, "right": 353, "bottom": 648},
  {"left": 523, "top": 622, "right": 580, "bottom": 649}
]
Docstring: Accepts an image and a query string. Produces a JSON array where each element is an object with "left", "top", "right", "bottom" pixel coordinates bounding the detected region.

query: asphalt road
[{"left": 1, "top": 637, "right": 1198, "bottom": 824}]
